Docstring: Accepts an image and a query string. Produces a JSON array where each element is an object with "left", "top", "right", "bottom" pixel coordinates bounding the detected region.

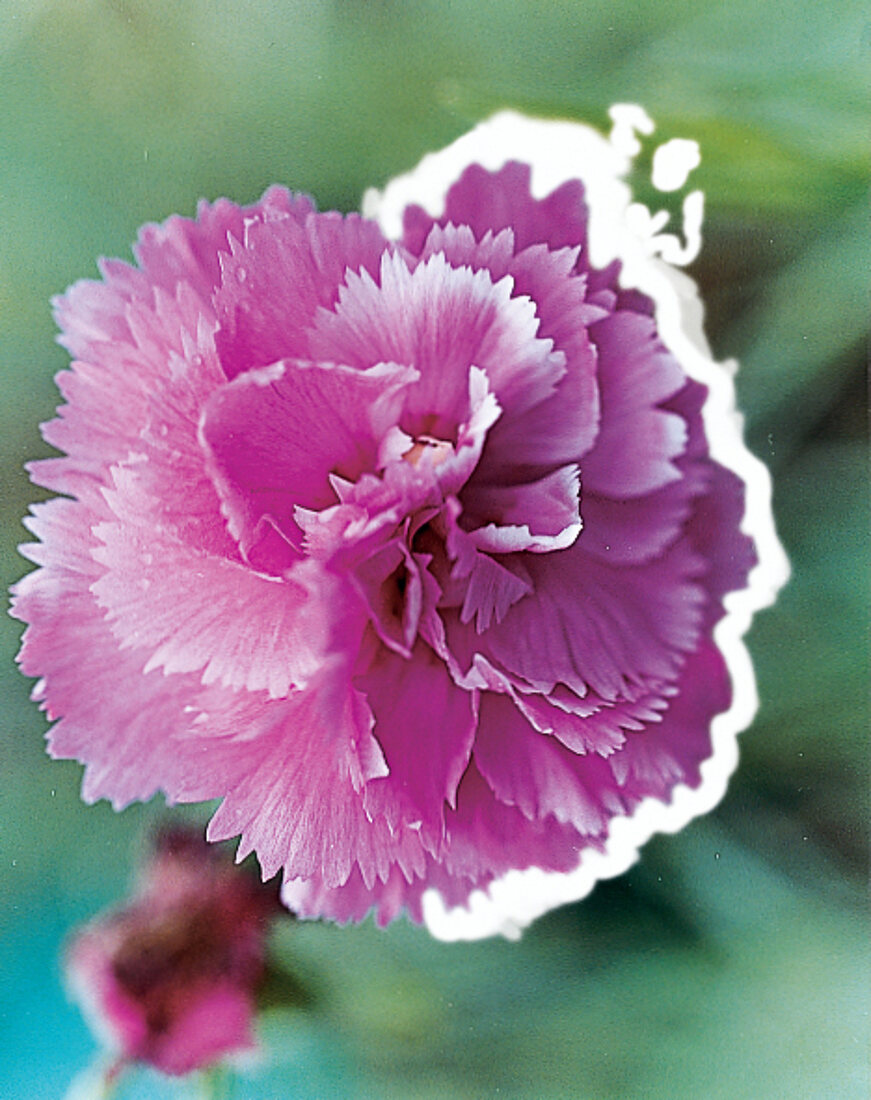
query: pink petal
[
  {"left": 204, "top": 670, "right": 428, "bottom": 890},
  {"left": 474, "top": 694, "right": 624, "bottom": 834},
  {"left": 471, "top": 538, "right": 707, "bottom": 701},
  {"left": 687, "top": 463, "right": 758, "bottom": 629},
  {"left": 403, "top": 161, "right": 589, "bottom": 256},
  {"left": 150, "top": 986, "right": 255, "bottom": 1076},
  {"left": 214, "top": 210, "right": 389, "bottom": 378},
  {"left": 53, "top": 188, "right": 303, "bottom": 363},
  {"left": 416, "top": 223, "right": 603, "bottom": 470},
  {"left": 200, "top": 358, "right": 417, "bottom": 560},
  {"left": 357, "top": 642, "right": 478, "bottom": 851},
  {"left": 462, "top": 463, "right": 582, "bottom": 554},
  {"left": 309, "top": 250, "right": 564, "bottom": 439},
  {"left": 440, "top": 760, "right": 583, "bottom": 882},
  {"left": 282, "top": 862, "right": 426, "bottom": 927},
  {"left": 134, "top": 188, "right": 309, "bottom": 304},
  {"left": 581, "top": 311, "right": 688, "bottom": 496},
  {"left": 609, "top": 642, "right": 730, "bottom": 799},
  {"left": 91, "top": 466, "right": 324, "bottom": 698},
  {"left": 12, "top": 499, "right": 219, "bottom": 808}
]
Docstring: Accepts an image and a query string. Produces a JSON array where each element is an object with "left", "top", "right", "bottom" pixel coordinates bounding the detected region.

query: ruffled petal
[
  {"left": 90, "top": 466, "right": 326, "bottom": 698},
  {"left": 357, "top": 642, "right": 478, "bottom": 851},
  {"left": 203, "top": 670, "right": 428, "bottom": 890},
  {"left": 687, "top": 463, "right": 758, "bottom": 629},
  {"left": 440, "top": 761, "right": 583, "bottom": 882},
  {"left": 214, "top": 209, "right": 389, "bottom": 379},
  {"left": 309, "top": 250, "right": 564, "bottom": 438},
  {"left": 403, "top": 161, "right": 589, "bottom": 256},
  {"left": 472, "top": 537, "right": 707, "bottom": 701},
  {"left": 474, "top": 694, "right": 624, "bottom": 833},
  {"left": 581, "top": 310, "right": 688, "bottom": 496},
  {"left": 200, "top": 358, "right": 417, "bottom": 562},
  {"left": 462, "top": 463, "right": 582, "bottom": 554},
  {"left": 609, "top": 642, "right": 731, "bottom": 800},
  {"left": 12, "top": 499, "right": 219, "bottom": 808},
  {"left": 416, "top": 224, "right": 602, "bottom": 468}
]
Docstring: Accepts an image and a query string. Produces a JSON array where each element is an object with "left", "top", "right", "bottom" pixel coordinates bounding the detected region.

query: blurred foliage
[{"left": 0, "top": 1, "right": 867, "bottom": 1098}]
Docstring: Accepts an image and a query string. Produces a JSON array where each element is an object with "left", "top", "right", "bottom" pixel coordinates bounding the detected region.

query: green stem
[{"left": 194, "top": 1065, "right": 234, "bottom": 1100}]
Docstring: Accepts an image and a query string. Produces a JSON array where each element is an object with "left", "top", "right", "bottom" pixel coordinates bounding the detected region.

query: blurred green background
[{"left": 1, "top": 2, "right": 867, "bottom": 1097}]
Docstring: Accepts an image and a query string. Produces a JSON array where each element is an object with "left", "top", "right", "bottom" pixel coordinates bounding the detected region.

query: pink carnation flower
[
  {"left": 13, "top": 112, "right": 787, "bottom": 939},
  {"left": 65, "top": 829, "right": 278, "bottom": 1077}
]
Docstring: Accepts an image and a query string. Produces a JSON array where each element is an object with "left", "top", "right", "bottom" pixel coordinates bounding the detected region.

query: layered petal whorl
[{"left": 13, "top": 114, "right": 783, "bottom": 940}]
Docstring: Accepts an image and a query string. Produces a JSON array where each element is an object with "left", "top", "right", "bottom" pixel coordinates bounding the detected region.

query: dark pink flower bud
[{"left": 65, "top": 829, "right": 279, "bottom": 1077}]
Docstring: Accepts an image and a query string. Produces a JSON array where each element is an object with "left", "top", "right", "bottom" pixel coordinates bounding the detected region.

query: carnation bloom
[
  {"left": 13, "top": 110, "right": 787, "bottom": 939},
  {"left": 65, "top": 828, "right": 278, "bottom": 1077}
]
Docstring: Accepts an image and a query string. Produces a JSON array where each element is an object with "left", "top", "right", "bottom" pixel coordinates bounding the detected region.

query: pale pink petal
[
  {"left": 309, "top": 250, "right": 564, "bottom": 438},
  {"left": 12, "top": 500, "right": 222, "bottom": 808},
  {"left": 91, "top": 467, "right": 324, "bottom": 698},
  {"left": 214, "top": 210, "right": 389, "bottom": 378},
  {"left": 204, "top": 671, "right": 428, "bottom": 890},
  {"left": 281, "top": 863, "right": 424, "bottom": 927}
]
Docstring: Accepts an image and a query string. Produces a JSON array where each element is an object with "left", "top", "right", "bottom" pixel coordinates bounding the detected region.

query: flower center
[{"left": 403, "top": 435, "right": 454, "bottom": 469}]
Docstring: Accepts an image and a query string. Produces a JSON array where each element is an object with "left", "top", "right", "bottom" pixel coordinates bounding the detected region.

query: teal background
[{"left": 1, "top": 2, "right": 867, "bottom": 1097}]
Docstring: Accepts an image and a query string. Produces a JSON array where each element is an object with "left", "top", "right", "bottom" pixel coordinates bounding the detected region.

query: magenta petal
[
  {"left": 581, "top": 311, "right": 688, "bottom": 496},
  {"left": 350, "top": 539, "right": 423, "bottom": 657},
  {"left": 440, "top": 760, "right": 583, "bottom": 881},
  {"left": 687, "top": 463, "right": 758, "bottom": 628},
  {"left": 482, "top": 538, "right": 706, "bottom": 700},
  {"left": 609, "top": 642, "right": 730, "bottom": 800},
  {"left": 200, "top": 358, "right": 417, "bottom": 557},
  {"left": 474, "top": 694, "right": 622, "bottom": 834},
  {"left": 147, "top": 987, "right": 255, "bottom": 1076},
  {"left": 578, "top": 481, "right": 697, "bottom": 565},
  {"left": 403, "top": 161, "right": 589, "bottom": 256},
  {"left": 462, "top": 464, "right": 582, "bottom": 554},
  {"left": 459, "top": 552, "right": 533, "bottom": 634},
  {"left": 515, "top": 684, "right": 677, "bottom": 757},
  {"left": 416, "top": 224, "right": 602, "bottom": 470},
  {"left": 357, "top": 643, "right": 478, "bottom": 850}
]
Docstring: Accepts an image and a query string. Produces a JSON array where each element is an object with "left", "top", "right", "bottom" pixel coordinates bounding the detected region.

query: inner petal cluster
[{"left": 202, "top": 244, "right": 584, "bottom": 666}]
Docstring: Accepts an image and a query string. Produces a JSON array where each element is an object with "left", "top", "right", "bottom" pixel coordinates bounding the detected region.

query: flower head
[
  {"left": 65, "top": 828, "right": 279, "bottom": 1076},
  {"left": 13, "top": 111, "right": 787, "bottom": 939}
]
